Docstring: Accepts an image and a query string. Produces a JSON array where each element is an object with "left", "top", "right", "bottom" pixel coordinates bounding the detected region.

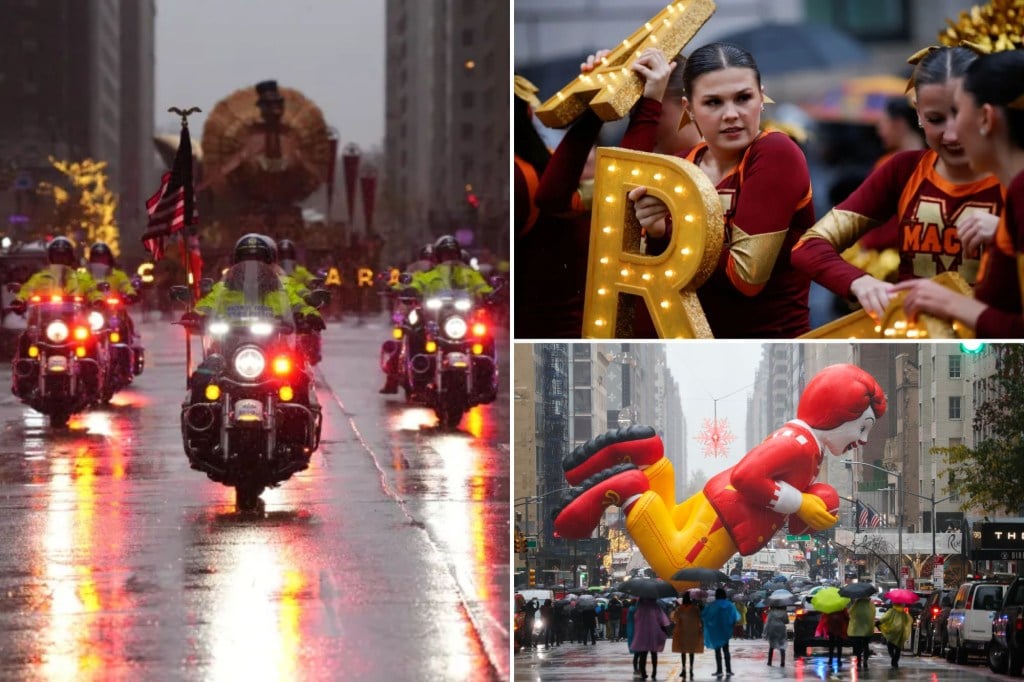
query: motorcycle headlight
[
  {"left": 88, "top": 311, "right": 105, "bottom": 331},
  {"left": 208, "top": 321, "right": 230, "bottom": 336},
  {"left": 454, "top": 299, "right": 472, "bottom": 312},
  {"left": 425, "top": 298, "right": 442, "bottom": 311},
  {"left": 249, "top": 321, "right": 274, "bottom": 336},
  {"left": 233, "top": 347, "right": 266, "bottom": 379},
  {"left": 46, "top": 321, "right": 69, "bottom": 343},
  {"left": 443, "top": 316, "right": 467, "bottom": 339},
  {"left": 407, "top": 309, "right": 419, "bottom": 326}
]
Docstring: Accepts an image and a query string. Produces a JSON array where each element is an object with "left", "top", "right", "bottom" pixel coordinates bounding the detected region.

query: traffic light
[
  {"left": 515, "top": 531, "right": 526, "bottom": 554},
  {"left": 960, "top": 341, "right": 986, "bottom": 354},
  {"left": 528, "top": 568, "right": 536, "bottom": 586}
]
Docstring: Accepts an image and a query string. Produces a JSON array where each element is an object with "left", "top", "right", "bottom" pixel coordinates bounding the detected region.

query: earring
[
  {"left": 918, "top": 120, "right": 924, "bottom": 128},
  {"left": 760, "top": 105, "right": 765, "bottom": 112},
  {"left": 678, "top": 109, "right": 693, "bottom": 130},
  {"left": 980, "top": 127, "right": 989, "bottom": 136}
]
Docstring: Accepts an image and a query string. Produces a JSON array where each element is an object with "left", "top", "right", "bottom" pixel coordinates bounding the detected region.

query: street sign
[
  {"left": 786, "top": 534, "right": 811, "bottom": 542},
  {"left": 526, "top": 537, "right": 538, "bottom": 550}
]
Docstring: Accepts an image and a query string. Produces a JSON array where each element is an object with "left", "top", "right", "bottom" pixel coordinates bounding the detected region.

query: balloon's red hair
[{"left": 797, "top": 364, "right": 887, "bottom": 430}]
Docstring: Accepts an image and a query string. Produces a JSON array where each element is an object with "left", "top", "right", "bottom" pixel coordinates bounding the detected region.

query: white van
[{"left": 947, "top": 581, "right": 1009, "bottom": 664}]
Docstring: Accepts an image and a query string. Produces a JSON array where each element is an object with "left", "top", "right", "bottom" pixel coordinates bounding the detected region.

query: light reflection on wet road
[{"left": 0, "top": 317, "right": 509, "bottom": 680}]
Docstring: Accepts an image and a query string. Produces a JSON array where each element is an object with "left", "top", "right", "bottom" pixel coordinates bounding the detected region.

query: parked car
[
  {"left": 989, "top": 576, "right": 1024, "bottom": 676},
  {"left": 947, "top": 580, "right": 1011, "bottom": 664},
  {"left": 915, "top": 589, "right": 955, "bottom": 656}
]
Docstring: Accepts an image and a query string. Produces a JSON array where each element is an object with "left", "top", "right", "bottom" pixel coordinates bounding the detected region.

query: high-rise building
[
  {"left": 385, "top": 1, "right": 509, "bottom": 258},
  {"left": 0, "top": 1, "right": 156, "bottom": 258}
]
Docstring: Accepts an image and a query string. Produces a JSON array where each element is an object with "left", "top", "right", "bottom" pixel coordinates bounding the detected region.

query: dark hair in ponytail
[
  {"left": 909, "top": 46, "right": 977, "bottom": 93},
  {"left": 681, "top": 42, "right": 761, "bottom": 98},
  {"left": 963, "top": 50, "right": 1024, "bottom": 150}
]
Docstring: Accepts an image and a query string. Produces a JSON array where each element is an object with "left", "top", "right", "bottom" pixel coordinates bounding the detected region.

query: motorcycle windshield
[
  {"left": 208, "top": 261, "right": 294, "bottom": 329},
  {"left": 27, "top": 299, "right": 87, "bottom": 329}
]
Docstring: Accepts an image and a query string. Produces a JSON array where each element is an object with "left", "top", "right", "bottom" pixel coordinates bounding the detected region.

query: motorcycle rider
[
  {"left": 407, "top": 235, "right": 493, "bottom": 299},
  {"left": 181, "top": 234, "right": 319, "bottom": 404},
  {"left": 275, "top": 237, "right": 325, "bottom": 364},
  {"left": 277, "top": 238, "right": 317, "bottom": 288},
  {"left": 378, "top": 235, "right": 495, "bottom": 395},
  {"left": 86, "top": 241, "right": 144, "bottom": 368},
  {"left": 10, "top": 236, "right": 99, "bottom": 396},
  {"left": 13, "top": 236, "right": 95, "bottom": 305}
]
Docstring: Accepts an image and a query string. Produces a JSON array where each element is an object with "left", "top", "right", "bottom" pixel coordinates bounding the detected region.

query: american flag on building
[
  {"left": 141, "top": 122, "right": 197, "bottom": 259},
  {"left": 856, "top": 499, "right": 883, "bottom": 529}
]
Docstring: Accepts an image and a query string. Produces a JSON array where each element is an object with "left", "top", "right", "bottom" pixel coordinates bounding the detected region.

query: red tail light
[
  {"left": 73, "top": 326, "right": 89, "bottom": 341},
  {"left": 272, "top": 355, "right": 292, "bottom": 376},
  {"left": 472, "top": 322, "right": 487, "bottom": 337},
  {"left": 932, "top": 607, "right": 940, "bottom": 615},
  {"left": 1016, "top": 616, "right": 1023, "bottom": 632},
  {"left": 30, "top": 295, "right": 41, "bottom": 303},
  {"left": 50, "top": 295, "right": 63, "bottom": 303}
]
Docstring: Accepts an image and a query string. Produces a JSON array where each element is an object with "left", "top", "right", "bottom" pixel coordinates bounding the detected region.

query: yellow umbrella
[{"left": 811, "top": 586, "right": 851, "bottom": 614}]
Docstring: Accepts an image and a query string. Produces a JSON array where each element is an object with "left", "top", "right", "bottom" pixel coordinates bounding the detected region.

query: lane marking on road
[{"left": 316, "top": 368, "right": 507, "bottom": 680}]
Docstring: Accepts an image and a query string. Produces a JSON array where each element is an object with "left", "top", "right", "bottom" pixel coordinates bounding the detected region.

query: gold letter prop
[
  {"left": 582, "top": 147, "right": 723, "bottom": 339},
  {"left": 800, "top": 271, "right": 975, "bottom": 339},
  {"left": 534, "top": 0, "right": 716, "bottom": 129}
]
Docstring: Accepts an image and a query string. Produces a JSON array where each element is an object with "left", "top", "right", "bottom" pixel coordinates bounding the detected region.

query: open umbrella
[
  {"left": 811, "top": 587, "right": 851, "bottom": 614},
  {"left": 884, "top": 588, "right": 919, "bottom": 605},
  {"left": 712, "top": 22, "right": 869, "bottom": 77},
  {"left": 839, "top": 582, "right": 877, "bottom": 600},
  {"left": 615, "top": 578, "right": 678, "bottom": 600},
  {"left": 577, "top": 594, "right": 597, "bottom": 609},
  {"left": 671, "top": 567, "right": 732, "bottom": 584},
  {"left": 767, "top": 589, "right": 797, "bottom": 606}
]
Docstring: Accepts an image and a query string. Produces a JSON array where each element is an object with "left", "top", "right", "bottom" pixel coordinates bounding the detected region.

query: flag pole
[{"left": 169, "top": 106, "right": 201, "bottom": 385}]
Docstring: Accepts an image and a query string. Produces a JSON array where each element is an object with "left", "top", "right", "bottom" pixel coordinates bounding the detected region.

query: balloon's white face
[{"left": 820, "top": 406, "right": 877, "bottom": 456}]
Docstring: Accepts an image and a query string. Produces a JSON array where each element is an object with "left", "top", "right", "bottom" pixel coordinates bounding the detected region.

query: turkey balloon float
[{"left": 553, "top": 364, "right": 886, "bottom": 586}]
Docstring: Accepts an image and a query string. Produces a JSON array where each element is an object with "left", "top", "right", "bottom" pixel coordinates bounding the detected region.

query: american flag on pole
[
  {"left": 141, "top": 122, "right": 197, "bottom": 259},
  {"left": 856, "top": 499, "right": 883, "bottom": 529}
]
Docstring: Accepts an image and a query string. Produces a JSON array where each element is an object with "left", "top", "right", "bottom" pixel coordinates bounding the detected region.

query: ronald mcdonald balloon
[{"left": 553, "top": 364, "right": 887, "bottom": 586}]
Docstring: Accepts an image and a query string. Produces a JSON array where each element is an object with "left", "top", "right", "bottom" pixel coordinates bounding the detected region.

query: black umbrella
[
  {"left": 615, "top": 578, "right": 678, "bottom": 600},
  {"left": 671, "top": 567, "right": 732, "bottom": 584},
  {"left": 712, "top": 22, "right": 869, "bottom": 77},
  {"left": 839, "top": 582, "right": 877, "bottom": 599}
]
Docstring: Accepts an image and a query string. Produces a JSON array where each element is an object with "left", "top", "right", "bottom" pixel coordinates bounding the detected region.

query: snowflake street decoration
[{"left": 695, "top": 417, "right": 735, "bottom": 459}]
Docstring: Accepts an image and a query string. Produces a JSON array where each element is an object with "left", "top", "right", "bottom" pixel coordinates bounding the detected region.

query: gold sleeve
[
  {"left": 728, "top": 224, "right": 789, "bottom": 293},
  {"left": 798, "top": 208, "right": 880, "bottom": 251}
]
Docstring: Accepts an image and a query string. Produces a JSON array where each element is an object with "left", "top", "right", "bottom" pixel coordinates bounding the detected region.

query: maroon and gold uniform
[
  {"left": 792, "top": 150, "right": 1003, "bottom": 297},
  {"left": 975, "top": 171, "right": 1024, "bottom": 336},
  {"left": 631, "top": 129, "right": 814, "bottom": 337}
]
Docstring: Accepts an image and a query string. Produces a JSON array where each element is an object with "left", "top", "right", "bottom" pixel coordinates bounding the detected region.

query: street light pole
[{"left": 846, "top": 459, "right": 904, "bottom": 587}]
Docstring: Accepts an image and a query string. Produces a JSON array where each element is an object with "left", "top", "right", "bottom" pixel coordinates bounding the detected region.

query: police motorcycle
[
  {"left": 176, "top": 261, "right": 322, "bottom": 510},
  {"left": 402, "top": 286, "right": 498, "bottom": 430},
  {"left": 7, "top": 289, "right": 105, "bottom": 427},
  {"left": 89, "top": 280, "right": 144, "bottom": 402}
]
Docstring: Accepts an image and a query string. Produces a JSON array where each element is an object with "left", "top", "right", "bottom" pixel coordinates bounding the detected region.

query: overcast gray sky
[
  {"left": 155, "top": 0, "right": 385, "bottom": 149},
  {"left": 666, "top": 343, "right": 763, "bottom": 476}
]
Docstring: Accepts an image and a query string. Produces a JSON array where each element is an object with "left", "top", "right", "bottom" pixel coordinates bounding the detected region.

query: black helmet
[
  {"left": 233, "top": 233, "right": 276, "bottom": 264},
  {"left": 88, "top": 241, "right": 115, "bottom": 267},
  {"left": 47, "top": 236, "right": 76, "bottom": 266},
  {"left": 434, "top": 235, "right": 461, "bottom": 263},
  {"left": 418, "top": 244, "right": 434, "bottom": 261},
  {"left": 277, "top": 239, "right": 296, "bottom": 262}
]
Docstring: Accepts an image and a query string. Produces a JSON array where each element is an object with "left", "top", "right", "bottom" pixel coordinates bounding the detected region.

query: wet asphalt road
[
  {"left": 514, "top": 635, "right": 1020, "bottom": 681},
  {"left": 0, "top": 313, "right": 509, "bottom": 680}
]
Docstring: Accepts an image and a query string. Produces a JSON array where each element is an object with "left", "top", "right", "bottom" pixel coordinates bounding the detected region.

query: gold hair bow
[{"left": 514, "top": 75, "right": 542, "bottom": 107}]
